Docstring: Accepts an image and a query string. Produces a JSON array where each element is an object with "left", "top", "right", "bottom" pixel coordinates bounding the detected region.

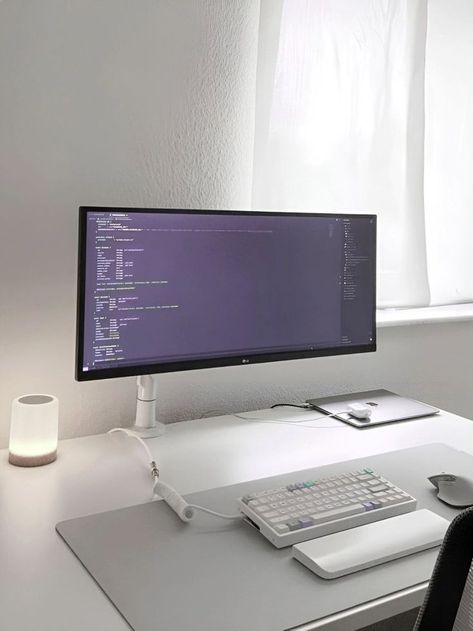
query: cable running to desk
[{"left": 270, "top": 403, "right": 311, "bottom": 410}]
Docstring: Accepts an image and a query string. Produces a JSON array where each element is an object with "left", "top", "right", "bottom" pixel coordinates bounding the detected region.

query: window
[{"left": 253, "top": 0, "right": 473, "bottom": 308}]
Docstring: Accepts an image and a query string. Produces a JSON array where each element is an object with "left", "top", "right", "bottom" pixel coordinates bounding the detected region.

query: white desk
[{"left": 1, "top": 407, "right": 472, "bottom": 631}]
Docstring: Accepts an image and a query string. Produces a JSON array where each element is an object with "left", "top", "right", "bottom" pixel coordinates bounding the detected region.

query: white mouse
[{"left": 428, "top": 473, "right": 473, "bottom": 508}]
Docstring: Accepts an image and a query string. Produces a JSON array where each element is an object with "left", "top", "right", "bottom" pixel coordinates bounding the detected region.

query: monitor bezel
[{"left": 76, "top": 207, "right": 377, "bottom": 382}]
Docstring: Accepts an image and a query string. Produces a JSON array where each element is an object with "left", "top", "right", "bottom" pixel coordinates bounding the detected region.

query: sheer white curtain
[
  {"left": 425, "top": 0, "right": 473, "bottom": 305},
  {"left": 253, "top": 0, "right": 473, "bottom": 308}
]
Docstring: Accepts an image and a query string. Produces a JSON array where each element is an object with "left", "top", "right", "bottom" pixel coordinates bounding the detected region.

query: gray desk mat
[{"left": 57, "top": 443, "right": 467, "bottom": 631}]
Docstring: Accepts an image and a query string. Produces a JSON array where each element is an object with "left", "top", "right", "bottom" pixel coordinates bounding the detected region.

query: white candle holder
[{"left": 9, "top": 394, "right": 59, "bottom": 467}]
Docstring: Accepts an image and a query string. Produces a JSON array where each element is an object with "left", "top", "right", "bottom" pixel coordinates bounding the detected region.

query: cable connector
[
  {"left": 347, "top": 403, "right": 372, "bottom": 419},
  {"left": 150, "top": 460, "right": 160, "bottom": 480}
]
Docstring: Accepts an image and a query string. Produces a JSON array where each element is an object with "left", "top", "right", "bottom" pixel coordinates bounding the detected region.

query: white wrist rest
[{"left": 292, "top": 509, "right": 449, "bottom": 579}]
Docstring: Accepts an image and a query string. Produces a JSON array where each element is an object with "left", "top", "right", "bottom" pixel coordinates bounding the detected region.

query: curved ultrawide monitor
[{"left": 76, "top": 208, "right": 376, "bottom": 381}]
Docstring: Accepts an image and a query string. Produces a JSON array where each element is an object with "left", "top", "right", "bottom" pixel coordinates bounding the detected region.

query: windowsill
[{"left": 377, "top": 303, "right": 473, "bottom": 327}]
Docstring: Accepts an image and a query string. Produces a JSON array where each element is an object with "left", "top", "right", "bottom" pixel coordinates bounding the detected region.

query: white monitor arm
[{"left": 131, "top": 375, "right": 165, "bottom": 438}]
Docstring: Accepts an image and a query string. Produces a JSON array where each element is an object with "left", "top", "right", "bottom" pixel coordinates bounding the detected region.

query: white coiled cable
[{"left": 108, "top": 428, "right": 241, "bottom": 522}]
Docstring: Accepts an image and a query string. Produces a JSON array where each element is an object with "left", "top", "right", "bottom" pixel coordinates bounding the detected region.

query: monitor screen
[{"left": 76, "top": 208, "right": 376, "bottom": 381}]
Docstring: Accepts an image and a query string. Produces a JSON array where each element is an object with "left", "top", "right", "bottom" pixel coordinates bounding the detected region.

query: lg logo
[{"left": 242, "top": 359, "right": 250, "bottom": 364}]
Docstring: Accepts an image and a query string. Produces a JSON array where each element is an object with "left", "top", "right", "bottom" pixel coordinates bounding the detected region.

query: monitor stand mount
[{"left": 131, "top": 375, "right": 165, "bottom": 439}]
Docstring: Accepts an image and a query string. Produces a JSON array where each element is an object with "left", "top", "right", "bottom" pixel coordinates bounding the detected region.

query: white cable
[
  {"left": 199, "top": 409, "right": 227, "bottom": 419},
  {"left": 108, "top": 427, "right": 153, "bottom": 462},
  {"left": 232, "top": 410, "right": 351, "bottom": 428},
  {"left": 152, "top": 480, "right": 241, "bottom": 521},
  {"left": 108, "top": 427, "right": 242, "bottom": 523},
  {"left": 153, "top": 479, "right": 195, "bottom": 522},
  {"left": 186, "top": 504, "right": 241, "bottom": 520}
]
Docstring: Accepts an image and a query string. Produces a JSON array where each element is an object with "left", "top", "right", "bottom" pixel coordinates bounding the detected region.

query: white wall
[
  {"left": 0, "top": 0, "right": 260, "bottom": 446},
  {"left": 0, "top": 1, "right": 472, "bottom": 448}
]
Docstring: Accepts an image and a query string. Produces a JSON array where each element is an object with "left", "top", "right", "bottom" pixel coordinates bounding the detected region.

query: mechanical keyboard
[{"left": 239, "top": 468, "right": 417, "bottom": 548}]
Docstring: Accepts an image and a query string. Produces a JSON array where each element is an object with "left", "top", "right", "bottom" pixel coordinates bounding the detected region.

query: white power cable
[
  {"left": 108, "top": 428, "right": 241, "bottom": 523},
  {"left": 232, "top": 410, "right": 351, "bottom": 428}
]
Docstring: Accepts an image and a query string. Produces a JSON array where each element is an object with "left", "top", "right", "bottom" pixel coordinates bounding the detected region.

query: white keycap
[
  {"left": 255, "top": 506, "right": 270, "bottom": 514},
  {"left": 310, "top": 503, "right": 365, "bottom": 524}
]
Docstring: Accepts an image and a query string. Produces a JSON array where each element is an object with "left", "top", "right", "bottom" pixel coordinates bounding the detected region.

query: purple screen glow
[{"left": 80, "top": 210, "right": 375, "bottom": 374}]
